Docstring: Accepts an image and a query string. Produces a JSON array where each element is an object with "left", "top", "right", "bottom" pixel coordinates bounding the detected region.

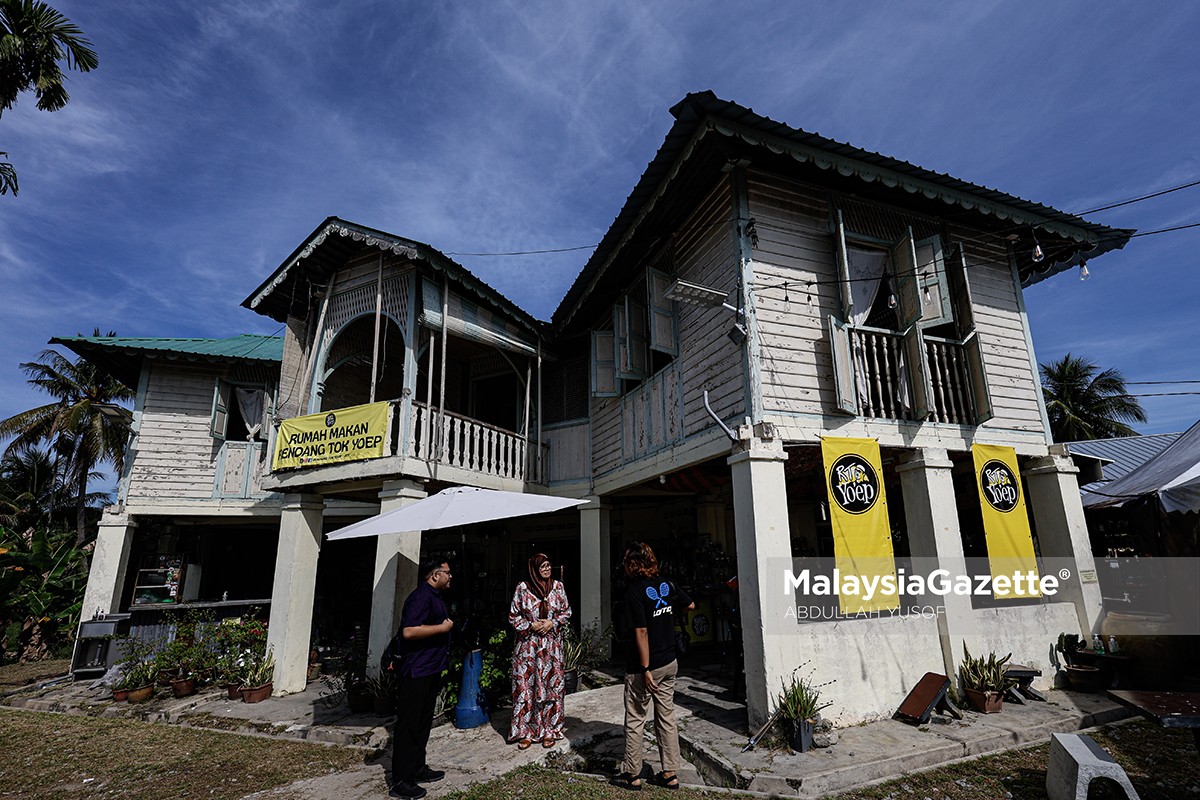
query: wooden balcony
[
  {"left": 260, "top": 399, "right": 549, "bottom": 493},
  {"left": 851, "top": 327, "right": 978, "bottom": 425}
]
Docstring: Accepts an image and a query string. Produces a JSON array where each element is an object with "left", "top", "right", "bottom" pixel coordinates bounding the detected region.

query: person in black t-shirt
[{"left": 614, "top": 542, "right": 693, "bottom": 791}]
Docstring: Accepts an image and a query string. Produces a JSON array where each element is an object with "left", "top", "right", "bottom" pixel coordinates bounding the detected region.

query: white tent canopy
[
  {"left": 1083, "top": 419, "right": 1200, "bottom": 513},
  {"left": 326, "top": 486, "right": 588, "bottom": 540}
]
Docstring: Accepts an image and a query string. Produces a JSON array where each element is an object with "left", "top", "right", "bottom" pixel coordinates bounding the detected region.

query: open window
[
  {"left": 211, "top": 379, "right": 271, "bottom": 441},
  {"left": 829, "top": 208, "right": 991, "bottom": 424}
]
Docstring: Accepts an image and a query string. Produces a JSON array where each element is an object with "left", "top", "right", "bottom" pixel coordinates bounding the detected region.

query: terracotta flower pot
[
  {"left": 964, "top": 687, "right": 1004, "bottom": 713},
  {"left": 222, "top": 682, "right": 243, "bottom": 700},
  {"left": 127, "top": 684, "right": 154, "bottom": 703},
  {"left": 240, "top": 682, "right": 273, "bottom": 703},
  {"left": 170, "top": 677, "right": 197, "bottom": 698},
  {"left": 156, "top": 668, "right": 180, "bottom": 687},
  {"left": 112, "top": 688, "right": 130, "bottom": 702}
]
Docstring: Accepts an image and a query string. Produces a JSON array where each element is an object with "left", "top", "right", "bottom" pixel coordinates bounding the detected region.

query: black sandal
[
  {"left": 611, "top": 772, "right": 642, "bottom": 791},
  {"left": 656, "top": 772, "right": 680, "bottom": 790}
]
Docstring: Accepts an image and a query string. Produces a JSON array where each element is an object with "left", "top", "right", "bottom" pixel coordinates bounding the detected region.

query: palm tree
[
  {"left": 0, "top": 332, "right": 132, "bottom": 545},
  {"left": 1040, "top": 354, "right": 1147, "bottom": 442},
  {"left": 0, "top": 0, "right": 98, "bottom": 194}
]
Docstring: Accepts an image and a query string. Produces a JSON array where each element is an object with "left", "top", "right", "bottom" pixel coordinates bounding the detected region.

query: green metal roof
[{"left": 51, "top": 334, "right": 282, "bottom": 387}]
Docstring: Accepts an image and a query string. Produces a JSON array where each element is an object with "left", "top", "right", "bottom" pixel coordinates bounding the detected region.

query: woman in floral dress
[{"left": 508, "top": 553, "right": 572, "bottom": 749}]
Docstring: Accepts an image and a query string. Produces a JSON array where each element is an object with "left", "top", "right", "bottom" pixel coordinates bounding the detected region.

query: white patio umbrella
[{"left": 325, "top": 485, "right": 588, "bottom": 540}]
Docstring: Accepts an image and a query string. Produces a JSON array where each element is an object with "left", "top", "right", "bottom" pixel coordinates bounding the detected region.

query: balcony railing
[
  {"left": 850, "top": 327, "right": 976, "bottom": 425},
  {"left": 409, "top": 401, "right": 548, "bottom": 484}
]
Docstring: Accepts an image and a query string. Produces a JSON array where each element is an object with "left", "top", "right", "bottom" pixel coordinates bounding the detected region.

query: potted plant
[
  {"left": 562, "top": 622, "right": 612, "bottom": 694},
  {"left": 1055, "top": 632, "right": 1101, "bottom": 692},
  {"left": 363, "top": 670, "right": 398, "bottom": 715},
  {"left": 959, "top": 644, "right": 1016, "bottom": 713},
  {"left": 775, "top": 666, "right": 834, "bottom": 753},
  {"left": 240, "top": 650, "right": 275, "bottom": 703},
  {"left": 125, "top": 662, "right": 157, "bottom": 703}
]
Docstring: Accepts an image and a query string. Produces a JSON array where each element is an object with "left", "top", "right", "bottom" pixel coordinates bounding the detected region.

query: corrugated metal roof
[
  {"left": 241, "top": 217, "right": 547, "bottom": 334},
  {"left": 552, "top": 90, "right": 1135, "bottom": 330},
  {"left": 1067, "top": 433, "right": 1182, "bottom": 487},
  {"left": 51, "top": 334, "right": 283, "bottom": 388}
]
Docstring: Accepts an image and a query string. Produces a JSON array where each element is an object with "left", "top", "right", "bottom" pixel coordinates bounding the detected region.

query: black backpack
[{"left": 380, "top": 630, "right": 403, "bottom": 672}]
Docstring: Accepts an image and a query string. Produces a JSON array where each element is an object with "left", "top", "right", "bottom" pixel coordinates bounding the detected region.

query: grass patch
[
  {"left": 830, "top": 720, "right": 1200, "bottom": 800},
  {"left": 0, "top": 707, "right": 364, "bottom": 800},
  {"left": 0, "top": 659, "right": 71, "bottom": 691}
]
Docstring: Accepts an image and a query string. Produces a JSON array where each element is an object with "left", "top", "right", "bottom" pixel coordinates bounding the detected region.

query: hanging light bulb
[
  {"left": 923, "top": 283, "right": 931, "bottom": 303},
  {"left": 806, "top": 287, "right": 813, "bottom": 310},
  {"left": 888, "top": 293, "right": 897, "bottom": 309},
  {"left": 783, "top": 282, "right": 790, "bottom": 303},
  {"left": 1079, "top": 260, "right": 1090, "bottom": 281},
  {"left": 1031, "top": 230, "right": 1045, "bottom": 263}
]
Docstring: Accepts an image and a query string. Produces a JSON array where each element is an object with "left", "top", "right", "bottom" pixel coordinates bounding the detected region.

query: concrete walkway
[{"left": 3, "top": 668, "right": 1132, "bottom": 799}]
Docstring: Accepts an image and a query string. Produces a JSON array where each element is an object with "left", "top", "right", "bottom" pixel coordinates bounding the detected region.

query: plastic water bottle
[
  {"left": 1108, "top": 635, "right": 1119, "bottom": 654},
  {"left": 1092, "top": 634, "right": 1105, "bottom": 654}
]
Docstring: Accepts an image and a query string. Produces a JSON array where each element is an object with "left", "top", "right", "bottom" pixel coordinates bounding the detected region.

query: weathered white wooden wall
[
  {"left": 589, "top": 174, "right": 745, "bottom": 479},
  {"left": 544, "top": 422, "right": 590, "bottom": 483},
  {"left": 127, "top": 364, "right": 225, "bottom": 502},
  {"left": 126, "top": 362, "right": 278, "bottom": 504},
  {"left": 747, "top": 171, "right": 1047, "bottom": 449}
]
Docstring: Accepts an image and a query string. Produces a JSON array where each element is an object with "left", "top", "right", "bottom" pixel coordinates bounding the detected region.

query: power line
[
  {"left": 1079, "top": 179, "right": 1200, "bottom": 215},
  {"left": 445, "top": 244, "right": 597, "bottom": 257},
  {"left": 1126, "top": 380, "right": 1200, "bottom": 385}
]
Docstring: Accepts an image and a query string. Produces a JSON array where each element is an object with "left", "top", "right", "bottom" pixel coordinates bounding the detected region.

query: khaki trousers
[{"left": 620, "top": 660, "right": 681, "bottom": 776}]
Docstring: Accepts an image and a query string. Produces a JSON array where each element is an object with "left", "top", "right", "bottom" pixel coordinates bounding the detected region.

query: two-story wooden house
[{"left": 68, "top": 92, "right": 1131, "bottom": 726}]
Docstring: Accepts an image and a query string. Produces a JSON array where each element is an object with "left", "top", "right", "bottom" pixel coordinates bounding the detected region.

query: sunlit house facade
[{"left": 68, "top": 93, "right": 1131, "bottom": 725}]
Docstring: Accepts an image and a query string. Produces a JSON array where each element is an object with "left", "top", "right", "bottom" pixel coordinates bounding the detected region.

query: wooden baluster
[
  {"left": 502, "top": 433, "right": 511, "bottom": 478},
  {"left": 485, "top": 429, "right": 495, "bottom": 475},
  {"left": 953, "top": 346, "right": 971, "bottom": 424},
  {"left": 928, "top": 342, "right": 946, "bottom": 423}
]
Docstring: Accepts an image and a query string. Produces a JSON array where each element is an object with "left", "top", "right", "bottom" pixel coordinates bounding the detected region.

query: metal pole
[{"left": 369, "top": 254, "right": 384, "bottom": 403}]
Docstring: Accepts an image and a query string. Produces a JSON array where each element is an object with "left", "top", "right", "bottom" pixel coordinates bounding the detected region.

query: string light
[{"left": 1079, "top": 260, "right": 1090, "bottom": 281}]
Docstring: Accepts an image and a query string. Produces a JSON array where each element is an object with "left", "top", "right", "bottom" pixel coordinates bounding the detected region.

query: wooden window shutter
[
  {"left": 963, "top": 332, "right": 994, "bottom": 424},
  {"left": 591, "top": 331, "right": 618, "bottom": 397},
  {"left": 834, "top": 210, "right": 854, "bottom": 318},
  {"left": 945, "top": 242, "right": 976, "bottom": 335},
  {"left": 947, "top": 243, "right": 993, "bottom": 423},
  {"left": 891, "top": 227, "right": 923, "bottom": 330},
  {"left": 902, "top": 325, "right": 934, "bottom": 421},
  {"left": 647, "top": 268, "right": 678, "bottom": 356},
  {"left": 914, "top": 235, "right": 952, "bottom": 327},
  {"left": 829, "top": 315, "right": 858, "bottom": 415},
  {"left": 211, "top": 379, "right": 230, "bottom": 440}
]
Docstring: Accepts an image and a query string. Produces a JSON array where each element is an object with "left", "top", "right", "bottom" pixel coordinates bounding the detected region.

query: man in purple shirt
[{"left": 389, "top": 556, "right": 454, "bottom": 799}]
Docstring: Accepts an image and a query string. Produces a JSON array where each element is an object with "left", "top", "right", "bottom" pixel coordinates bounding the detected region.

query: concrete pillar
[
  {"left": 367, "top": 479, "right": 427, "bottom": 677},
  {"left": 267, "top": 493, "right": 324, "bottom": 694},
  {"left": 896, "top": 448, "right": 974, "bottom": 680},
  {"left": 728, "top": 433, "right": 793, "bottom": 729},
  {"left": 81, "top": 510, "right": 136, "bottom": 617},
  {"left": 578, "top": 496, "right": 611, "bottom": 637},
  {"left": 1023, "top": 450, "right": 1104, "bottom": 635}
]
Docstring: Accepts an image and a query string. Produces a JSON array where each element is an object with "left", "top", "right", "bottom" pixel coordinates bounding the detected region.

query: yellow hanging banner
[
  {"left": 821, "top": 436, "right": 898, "bottom": 614},
  {"left": 272, "top": 402, "right": 390, "bottom": 471},
  {"left": 972, "top": 443, "right": 1040, "bottom": 598}
]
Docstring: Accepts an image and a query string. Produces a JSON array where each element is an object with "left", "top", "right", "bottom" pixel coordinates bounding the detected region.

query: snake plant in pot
[
  {"left": 959, "top": 644, "right": 1016, "bottom": 713},
  {"left": 775, "top": 667, "right": 835, "bottom": 752}
]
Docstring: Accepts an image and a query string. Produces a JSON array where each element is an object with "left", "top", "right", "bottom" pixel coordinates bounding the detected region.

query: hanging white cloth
[
  {"left": 846, "top": 247, "right": 888, "bottom": 406},
  {"left": 235, "top": 388, "right": 266, "bottom": 440}
]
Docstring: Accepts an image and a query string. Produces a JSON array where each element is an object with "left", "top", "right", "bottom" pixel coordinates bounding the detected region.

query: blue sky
[{"left": 2, "top": 1, "right": 1198, "bottom": 444}]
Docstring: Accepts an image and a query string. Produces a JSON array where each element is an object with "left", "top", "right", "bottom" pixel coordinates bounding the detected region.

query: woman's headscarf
[{"left": 526, "top": 553, "right": 553, "bottom": 618}]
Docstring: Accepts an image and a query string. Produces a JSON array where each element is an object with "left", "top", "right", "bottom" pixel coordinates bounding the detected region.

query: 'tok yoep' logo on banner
[
  {"left": 980, "top": 460, "right": 1019, "bottom": 512},
  {"left": 828, "top": 454, "right": 880, "bottom": 515}
]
